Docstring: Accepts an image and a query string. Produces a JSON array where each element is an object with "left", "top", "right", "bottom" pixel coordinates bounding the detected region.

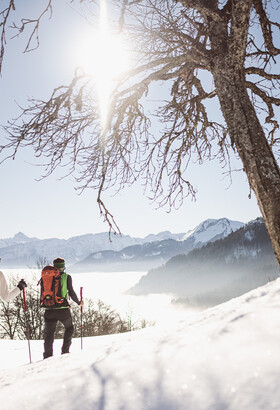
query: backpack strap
[{"left": 60, "top": 273, "right": 68, "bottom": 300}]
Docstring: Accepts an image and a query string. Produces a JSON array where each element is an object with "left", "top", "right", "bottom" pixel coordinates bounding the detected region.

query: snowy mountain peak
[
  {"left": 0, "top": 232, "right": 37, "bottom": 251},
  {"left": 13, "top": 232, "right": 30, "bottom": 242},
  {"left": 182, "top": 218, "right": 244, "bottom": 244},
  {"left": 143, "top": 231, "right": 184, "bottom": 243}
]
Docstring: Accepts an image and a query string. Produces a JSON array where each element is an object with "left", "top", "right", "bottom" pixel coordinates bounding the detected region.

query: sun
[{"left": 77, "top": 0, "right": 130, "bottom": 130}]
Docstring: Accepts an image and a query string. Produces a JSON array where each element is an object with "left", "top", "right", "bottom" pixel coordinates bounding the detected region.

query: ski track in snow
[{"left": 0, "top": 279, "right": 280, "bottom": 409}]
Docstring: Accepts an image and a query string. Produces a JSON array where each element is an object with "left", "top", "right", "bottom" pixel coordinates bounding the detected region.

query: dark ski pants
[{"left": 43, "top": 308, "right": 74, "bottom": 359}]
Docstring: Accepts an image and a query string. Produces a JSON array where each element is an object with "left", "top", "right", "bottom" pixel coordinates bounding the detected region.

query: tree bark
[
  {"left": 213, "top": 67, "right": 280, "bottom": 267},
  {"left": 206, "top": 1, "right": 280, "bottom": 268}
]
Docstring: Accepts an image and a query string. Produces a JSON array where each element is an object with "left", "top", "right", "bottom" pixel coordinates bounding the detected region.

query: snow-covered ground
[{"left": 1, "top": 278, "right": 280, "bottom": 409}]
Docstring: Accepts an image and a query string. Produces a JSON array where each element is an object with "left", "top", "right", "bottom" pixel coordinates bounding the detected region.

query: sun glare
[{"left": 77, "top": 0, "right": 130, "bottom": 130}]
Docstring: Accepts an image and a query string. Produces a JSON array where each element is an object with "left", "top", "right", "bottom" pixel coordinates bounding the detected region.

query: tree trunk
[{"left": 213, "top": 68, "right": 280, "bottom": 268}]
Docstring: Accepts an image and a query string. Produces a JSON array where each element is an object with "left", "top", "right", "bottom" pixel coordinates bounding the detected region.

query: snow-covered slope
[
  {"left": 142, "top": 230, "right": 185, "bottom": 242},
  {"left": 130, "top": 218, "right": 277, "bottom": 301},
  {"left": 182, "top": 217, "right": 244, "bottom": 243},
  {"left": 1, "top": 278, "right": 280, "bottom": 409}
]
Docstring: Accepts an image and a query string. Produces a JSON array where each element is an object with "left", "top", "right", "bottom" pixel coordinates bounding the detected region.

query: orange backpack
[{"left": 40, "top": 266, "right": 65, "bottom": 308}]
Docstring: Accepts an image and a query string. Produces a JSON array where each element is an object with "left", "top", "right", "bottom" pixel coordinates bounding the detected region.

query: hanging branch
[
  {"left": 0, "top": 0, "right": 15, "bottom": 74},
  {"left": 0, "top": 0, "right": 280, "bottom": 232},
  {"left": 10, "top": 0, "right": 53, "bottom": 53}
]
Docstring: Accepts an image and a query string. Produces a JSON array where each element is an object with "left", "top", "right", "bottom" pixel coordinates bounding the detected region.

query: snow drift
[{"left": 0, "top": 278, "right": 280, "bottom": 409}]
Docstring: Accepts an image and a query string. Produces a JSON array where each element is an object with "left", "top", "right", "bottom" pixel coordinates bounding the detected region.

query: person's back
[{"left": 42, "top": 257, "right": 83, "bottom": 358}]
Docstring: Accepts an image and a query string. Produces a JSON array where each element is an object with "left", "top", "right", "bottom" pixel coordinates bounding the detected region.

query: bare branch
[
  {"left": 10, "top": 0, "right": 53, "bottom": 53},
  {"left": 246, "top": 79, "right": 280, "bottom": 145},
  {"left": 0, "top": 0, "right": 15, "bottom": 74},
  {"left": 1, "top": 0, "right": 280, "bottom": 237},
  {"left": 246, "top": 80, "right": 280, "bottom": 107},
  {"left": 176, "top": 0, "right": 222, "bottom": 22},
  {"left": 253, "top": 0, "right": 280, "bottom": 56},
  {"left": 245, "top": 66, "right": 280, "bottom": 80}
]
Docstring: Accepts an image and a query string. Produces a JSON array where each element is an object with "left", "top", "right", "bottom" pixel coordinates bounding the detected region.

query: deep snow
[{"left": 1, "top": 278, "right": 280, "bottom": 409}]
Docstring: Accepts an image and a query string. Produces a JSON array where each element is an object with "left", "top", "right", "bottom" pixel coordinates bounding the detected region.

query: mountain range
[
  {"left": 0, "top": 230, "right": 184, "bottom": 268},
  {"left": 2, "top": 217, "right": 277, "bottom": 309},
  {"left": 0, "top": 218, "right": 243, "bottom": 269},
  {"left": 70, "top": 218, "right": 244, "bottom": 272},
  {"left": 129, "top": 218, "right": 279, "bottom": 308}
]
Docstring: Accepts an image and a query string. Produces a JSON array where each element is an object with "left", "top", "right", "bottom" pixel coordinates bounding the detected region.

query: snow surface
[
  {"left": 1, "top": 278, "right": 280, "bottom": 409},
  {"left": 182, "top": 218, "right": 244, "bottom": 243}
]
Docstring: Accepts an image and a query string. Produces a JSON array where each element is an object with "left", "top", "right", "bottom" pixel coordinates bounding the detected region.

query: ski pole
[
  {"left": 22, "top": 286, "right": 32, "bottom": 364},
  {"left": 80, "top": 286, "right": 83, "bottom": 350}
]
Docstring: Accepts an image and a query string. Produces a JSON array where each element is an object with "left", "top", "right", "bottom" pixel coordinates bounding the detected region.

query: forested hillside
[{"left": 130, "top": 219, "right": 279, "bottom": 307}]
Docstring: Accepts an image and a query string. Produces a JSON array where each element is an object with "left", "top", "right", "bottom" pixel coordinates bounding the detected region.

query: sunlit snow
[{"left": 1, "top": 278, "right": 280, "bottom": 409}]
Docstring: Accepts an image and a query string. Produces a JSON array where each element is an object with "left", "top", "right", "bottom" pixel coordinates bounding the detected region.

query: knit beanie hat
[{"left": 53, "top": 257, "right": 65, "bottom": 270}]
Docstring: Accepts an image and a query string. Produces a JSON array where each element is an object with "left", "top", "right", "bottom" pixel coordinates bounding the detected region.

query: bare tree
[
  {"left": 0, "top": 275, "right": 149, "bottom": 339},
  {"left": 35, "top": 257, "right": 51, "bottom": 271},
  {"left": 0, "top": 274, "right": 44, "bottom": 340},
  {"left": 0, "top": 298, "right": 21, "bottom": 339},
  {"left": 81, "top": 299, "right": 128, "bottom": 336},
  {"left": 11, "top": 275, "right": 45, "bottom": 340},
  {"left": 1, "top": 1, "right": 280, "bottom": 265}
]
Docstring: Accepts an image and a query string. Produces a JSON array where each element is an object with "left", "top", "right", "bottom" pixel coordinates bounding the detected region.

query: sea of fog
[{"left": 4, "top": 269, "right": 193, "bottom": 325}]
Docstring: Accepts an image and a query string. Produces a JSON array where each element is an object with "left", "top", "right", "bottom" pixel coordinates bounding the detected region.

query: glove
[{"left": 17, "top": 279, "right": 27, "bottom": 291}]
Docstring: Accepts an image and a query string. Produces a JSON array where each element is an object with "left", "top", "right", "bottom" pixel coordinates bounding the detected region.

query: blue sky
[{"left": 0, "top": 1, "right": 261, "bottom": 240}]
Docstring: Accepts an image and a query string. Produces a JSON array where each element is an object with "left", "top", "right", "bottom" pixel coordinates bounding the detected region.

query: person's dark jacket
[{"left": 66, "top": 274, "right": 80, "bottom": 305}]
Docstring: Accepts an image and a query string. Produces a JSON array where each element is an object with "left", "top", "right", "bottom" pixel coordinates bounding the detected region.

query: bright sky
[{"left": 0, "top": 0, "right": 261, "bottom": 240}]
